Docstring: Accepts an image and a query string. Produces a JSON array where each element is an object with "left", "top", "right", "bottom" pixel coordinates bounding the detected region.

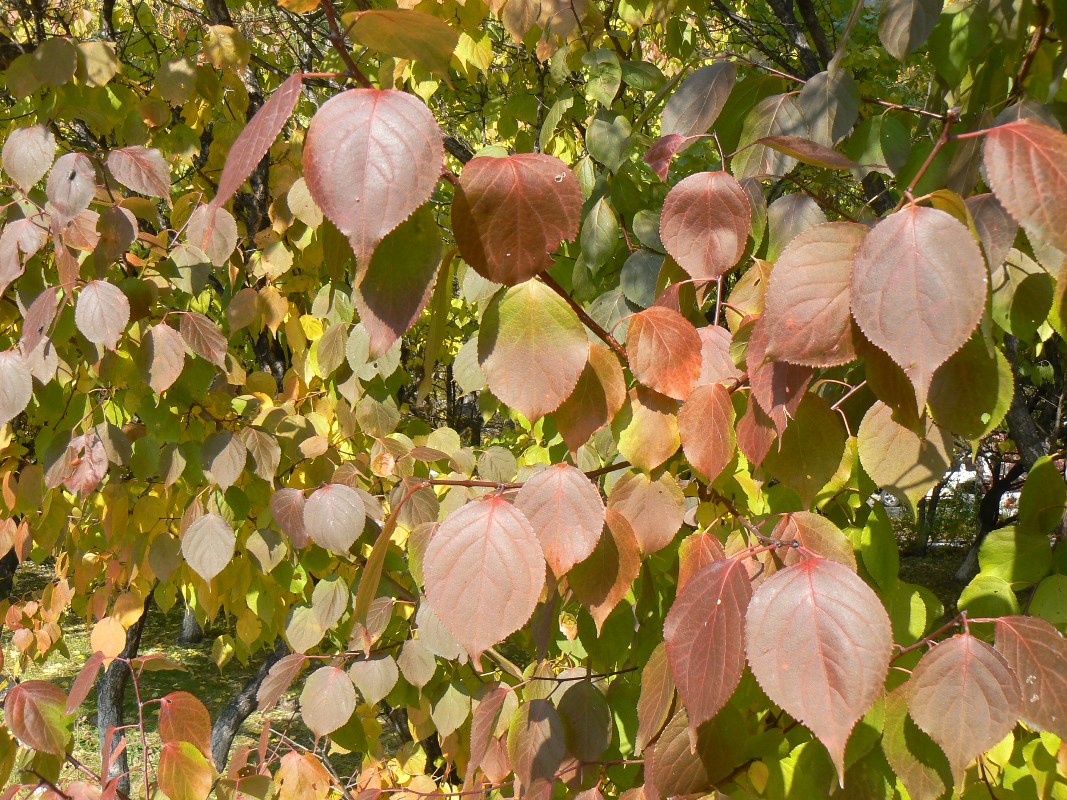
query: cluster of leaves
[{"left": 1, "top": 0, "right": 1067, "bottom": 798}]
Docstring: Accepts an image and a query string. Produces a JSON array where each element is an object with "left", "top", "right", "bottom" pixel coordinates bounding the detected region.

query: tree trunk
[
  {"left": 210, "top": 639, "right": 288, "bottom": 770},
  {"left": 178, "top": 604, "right": 203, "bottom": 644},
  {"left": 96, "top": 599, "right": 151, "bottom": 795}
]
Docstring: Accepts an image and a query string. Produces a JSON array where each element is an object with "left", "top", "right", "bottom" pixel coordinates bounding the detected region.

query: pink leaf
[
  {"left": 660, "top": 171, "right": 751, "bottom": 280},
  {"left": 515, "top": 463, "right": 605, "bottom": 577}
]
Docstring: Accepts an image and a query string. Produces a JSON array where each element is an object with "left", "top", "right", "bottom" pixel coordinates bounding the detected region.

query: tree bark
[
  {"left": 96, "top": 599, "right": 151, "bottom": 795},
  {"left": 178, "top": 604, "right": 204, "bottom": 644},
  {"left": 210, "top": 639, "right": 288, "bottom": 770}
]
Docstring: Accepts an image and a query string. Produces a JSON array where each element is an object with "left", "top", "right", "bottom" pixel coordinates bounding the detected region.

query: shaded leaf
[
  {"left": 661, "top": 62, "right": 736, "bottom": 138},
  {"left": 660, "top": 171, "right": 751, "bottom": 280},
  {"left": 478, "top": 281, "right": 588, "bottom": 421},
  {"left": 880, "top": 0, "right": 943, "bottom": 59},
  {"left": 424, "top": 495, "right": 546, "bottom": 665},
  {"left": 453, "top": 153, "right": 582, "bottom": 285},
  {"left": 966, "top": 193, "right": 1017, "bottom": 269},
  {"left": 678, "top": 382, "right": 735, "bottom": 484},
  {"left": 271, "top": 488, "right": 309, "bottom": 548},
  {"left": 732, "top": 94, "right": 806, "bottom": 179},
  {"left": 607, "top": 470, "right": 684, "bottom": 554},
  {"left": 180, "top": 311, "right": 228, "bottom": 367},
  {"left": 257, "top": 654, "right": 308, "bottom": 712},
  {"left": 771, "top": 512, "right": 856, "bottom": 570},
  {"left": 553, "top": 342, "right": 626, "bottom": 452},
  {"left": 4, "top": 681, "right": 70, "bottom": 754},
  {"left": 851, "top": 205, "right": 987, "bottom": 410},
  {"left": 0, "top": 350, "right": 32, "bottom": 427},
  {"left": 201, "top": 431, "right": 246, "bottom": 492},
  {"left": 616, "top": 387, "right": 680, "bottom": 472},
  {"left": 568, "top": 508, "right": 642, "bottom": 632},
  {"left": 881, "top": 685, "right": 951, "bottom": 800},
  {"left": 344, "top": 10, "right": 460, "bottom": 81},
  {"left": 857, "top": 401, "right": 952, "bottom": 511},
  {"left": 558, "top": 680, "right": 612, "bottom": 761},
  {"left": 747, "top": 316, "right": 814, "bottom": 436},
  {"left": 75, "top": 280, "right": 129, "bottom": 350},
  {"left": 507, "top": 699, "right": 566, "bottom": 794},
  {"left": 635, "top": 643, "right": 675, "bottom": 756},
  {"left": 907, "top": 633, "right": 1021, "bottom": 785},
  {"left": 994, "top": 615, "right": 1067, "bottom": 740},
  {"left": 746, "top": 559, "right": 892, "bottom": 780}
]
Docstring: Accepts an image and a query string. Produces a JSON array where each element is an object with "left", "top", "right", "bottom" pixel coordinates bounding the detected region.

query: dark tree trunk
[
  {"left": 96, "top": 600, "right": 151, "bottom": 795},
  {"left": 210, "top": 639, "right": 288, "bottom": 770},
  {"left": 0, "top": 550, "right": 18, "bottom": 598},
  {"left": 178, "top": 604, "right": 204, "bottom": 644}
]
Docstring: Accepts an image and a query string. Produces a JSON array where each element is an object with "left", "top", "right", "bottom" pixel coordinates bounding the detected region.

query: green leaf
[
  {"left": 978, "top": 526, "right": 1053, "bottom": 586},
  {"left": 1018, "top": 455, "right": 1067, "bottom": 536},
  {"left": 583, "top": 49, "right": 622, "bottom": 107}
]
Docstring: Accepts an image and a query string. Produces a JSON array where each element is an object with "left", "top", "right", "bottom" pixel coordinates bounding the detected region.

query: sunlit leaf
[
  {"left": 553, "top": 342, "right": 627, "bottom": 452},
  {"left": 1, "top": 124, "right": 56, "bottom": 192},
  {"left": 344, "top": 9, "right": 460, "bottom": 82},
  {"left": 678, "top": 383, "right": 735, "bottom": 483},
  {"left": 107, "top": 146, "right": 170, "bottom": 199},
  {"left": 857, "top": 401, "right": 952, "bottom": 511},
  {"left": 3, "top": 681, "right": 71, "bottom": 754},
  {"left": 0, "top": 350, "right": 32, "bottom": 427},
  {"left": 994, "top": 615, "right": 1067, "bottom": 740},
  {"left": 660, "top": 171, "right": 751, "bottom": 280},
  {"left": 158, "top": 691, "right": 212, "bottom": 759},
  {"left": 515, "top": 463, "right": 604, "bottom": 577},
  {"left": 158, "top": 741, "right": 213, "bottom": 800},
  {"left": 75, "top": 280, "right": 129, "bottom": 350},
  {"left": 303, "top": 484, "right": 366, "bottom": 554},
  {"left": 181, "top": 512, "right": 236, "bottom": 581},
  {"left": 607, "top": 469, "right": 684, "bottom": 554},
  {"left": 300, "top": 666, "right": 357, "bottom": 738}
]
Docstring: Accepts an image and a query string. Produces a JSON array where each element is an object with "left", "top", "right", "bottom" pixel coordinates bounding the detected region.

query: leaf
[
  {"left": 881, "top": 686, "right": 951, "bottom": 800},
  {"left": 616, "top": 386, "right": 680, "bottom": 472},
  {"left": 185, "top": 204, "right": 238, "bottom": 267},
  {"left": 300, "top": 666, "right": 356, "bottom": 738},
  {"left": 568, "top": 508, "right": 642, "bottom": 632},
  {"left": 201, "top": 431, "right": 246, "bottom": 491},
  {"left": 303, "top": 89, "right": 443, "bottom": 271},
  {"left": 665, "top": 557, "right": 751, "bottom": 737},
  {"left": 106, "top": 146, "right": 170, "bottom": 199},
  {"left": 553, "top": 342, "right": 627, "bottom": 451},
  {"left": 275, "top": 752, "right": 331, "bottom": 800},
  {"left": 353, "top": 204, "right": 442, "bottom": 358},
  {"left": 158, "top": 692, "right": 212, "bottom": 759},
  {"left": 645, "top": 707, "right": 744, "bottom": 798},
  {"left": 795, "top": 70, "right": 860, "bottom": 147},
  {"left": 348, "top": 655, "right": 398, "bottom": 706},
  {"left": 179, "top": 311, "right": 228, "bottom": 367},
  {"left": 453, "top": 154, "right": 583, "bottom": 285},
  {"left": 731, "top": 94, "right": 807, "bottom": 179},
  {"left": 678, "top": 383, "right": 736, "bottom": 484},
  {"left": 424, "top": 495, "right": 546, "bottom": 664},
  {"left": 2, "top": 125, "right": 56, "bottom": 192},
  {"left": 0, "top": 350, "right": 32, "bottom": 427},
  {"left": 90, "top": 617, "right": 126, "bottom": 661},
  {"left": 746, "top": 559, "right": 892, "bottom": 780},
  {"left": 240, "top": 427, "right": 281, "bottom": 482},
  {"left": 966, "top": 193, "right": 1018, "bottom": 269},
  {"left": 747, "top": 316, "right": 814, "bottom": 437},
  {"left": 213, "top": 73, "right": 302, "bottom": 206},
  {"left": 770, "top": 512, "right": 857, "bottom": 570},
  {"left": 635, "top": 643, "right": 675, "bottom": 756},
  {"left": 1018, "top": 455, "right": 1067, "bottom": 536},
  {"left": 763, "top": 222, "right": 865, "bottom": 367},
  {"left": 46, "top": 152, "right": 96, "bottom": 224},
  {"left": 3, "top": 681, "right": 71, "bottom": 754},
  {"left": 753, "top": 136, "right": 860, "bottom": 170},
  {"left": 181, "top": 513, "right": 236, "bottom": 581},
  {"left": 851, "top": 205, "right": 987, "bottom": 411},
  {"left": 736, "top": 396, "right": 776, "bottom": 466},
  {"left": 907, "top": 633, "right": 1021, "bottom": 786},
  {"left": 303, "top": 484, "right": 366, "bottom": 554},
  {"left": 643, "top": 134, "right": 704, "bottom": 181},
  {"left": 257, "top": 654, "right": 308, "bottom": 712},
  {"left": 661, "top": 62, "right": 736, "bottom": 138},
  {"left": 608, "top": 470, "right": 684, "bottom": 554},
  {"left": 677, "top": 531, "right": 727, "bottom": 592},
  {"left": 515, "top": 463, "right": 605, "bottom": 577},
  {"left": 696, "top": 324, "right": 741, "bottom": 387},
  {"left": 625, "top": 307, "right": 702, "bottom": 400},
  {"left": 75, "top": 281, "right": 129, "bottom": 351},
  {"left": 660, "top": 171, "right": 751, "bottom": 280},
  {"left": 507, "top": 699, "right": 566, "bottom": 795},
  {"left": 66, "top": 652, "right": 105, "bottom": 714},
  {"left": 271, "top": 488, "right": 309, "bottom": 548},
  {"left": 994, "top": 615, "right": 1067, "bottom": 740},
  {"left": 558, "top": 680, "right": 612, "bottom": 761},
  {"left": 478, "top": 281, "right": 588, "bottom": 421},
  {"left": 343, "top": 10, "right": 460, "bottom": 82},
  {"left": 0, "top": 217, "right": 48, "bottom": 298},
  {"left": 928, "top": 334, "right": 1013, "bottom": 441},
  {"left": 467, "top": 684, "right": 512, "bottom": 788},
  {"left": 857, "top": 401, "right": 952, "bottom": 511},
  {"left": 158, "top": 741, "right": 213, "bottom": 800},
  {"left": 584, "top": 48, "right": 622, "bottom": 106},
  {"left": 880, "top": 0, "right": 943, "bottom": 59}
]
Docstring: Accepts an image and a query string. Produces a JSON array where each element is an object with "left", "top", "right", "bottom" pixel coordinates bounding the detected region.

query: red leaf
[
  {"left": 678, "top": 382, "right": 735, "bottom": 483},
  {"left": 4, "top": 680, "right": 71, "bottom": 754},
  {"left": 467, "top": 684, "right": 513, "bottom": 786},
  {"left": 747, "top": 315, "right": 813, "bottom": 437},
  {"left": 256, "top": 653, "right": 308, "bottom": 712},
  {"left": 66, "top": 652, "right": 105, "bottom": 714},
  {"left": 303, "top": 483, "right": 366, "bottom": 554},
  {"left": 158, "top": 741, "right": 213, "bottom": 800},
  {"left": 907, "top": 633, "right": 1021, "bottom": 786},
  {"left": 213, "top": 73, "right": 301, "bottom": 206},
  {"left": 677, "top": 530, "right": 726, "bottom": 592},
  {"left": 660, "top": 170, "right": 751, "bottom": 280},
  {"left": 553, "top": 342, "right": 627, "bottom": 452},
  {"left": 626, "top": 306, "right": 702, "bottom": 400},
  {"left": 478, "top": 280, "right": 588, "bottom": 421},
  {"left": 179, "top": 311, "right": 228, "bottom": 367},
  {"left": 994, "top": 615, "right": 1067, "bottom": 740},
  {"left": 424, "top": 495, "right": 546, "bottom": 665},
  {"left": 303, "top": 89, "right": 443, "bottom": 271},
  {"left": 665, "top": 557, "right": 751, "bottom": 737},
  {"left": 851, "top": 205, "right": 986, "bottom": 411},
  {"left": 695, "top": 324, "right": 741, "bottom": 387},
  {"left": 515, "top": 463, "right": 605, "bottom": 577},
  {"left": 20, "top": 285, "right": 59, "bottom": 356},
  {"left": 607, "top": 470, "right": 684, "bottom": 554},
  {"left": 352, "top": 204, "right": 442, "bottom": 358},
  {"left": 106, "top": 146, "right": 170, "bottom": 199},
  {"left": 966, "top": 193, "right": 1017, "bottom": 269},
  {"left": 300, "top": 666, "right": 356, "bottom": 737},
  {"left": 507, "top": 699, "right": 566, "bottom": 795},
  {"left": 763, "top": 222, "right": 866, "bottom": 367},
  {"left": 159, "top": 691, "right": 213, "bottom": 759},
  {"left": 452, "top": 153, "right": 583, "bottom": 285},
  {"left": 635, "top": 642, "right": 675, "bottom": 756},
  {"left": 736, "top": 397, "right": 776, "bottom": 466},
  {"left": 643, "top": 134, "right": 702, "bottom": 181},
  {"left": 270, "top": 488, "right": 309, "bottom": 548},
  {"left": 568, "top": 508, "right": 642, "bottom": 633},
  {"left": 752, "top": 135, "right": 860, "bottom": 170},
  {"left": 770, "top": 512, "right": 856, "bottom": 570},
  {"left": 746, "top": 558, "right": 892, "bottom": 780},
  {"left": 982, "top": 119, "right": 1067, "bottom": 252}
]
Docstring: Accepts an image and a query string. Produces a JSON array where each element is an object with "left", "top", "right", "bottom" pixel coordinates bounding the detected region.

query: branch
[
  {"left": 320, "top": 0, "right": 372, "bottom": 88},
  {"left": 537, "top": 271, "right": 628, "bottom": 363}
]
